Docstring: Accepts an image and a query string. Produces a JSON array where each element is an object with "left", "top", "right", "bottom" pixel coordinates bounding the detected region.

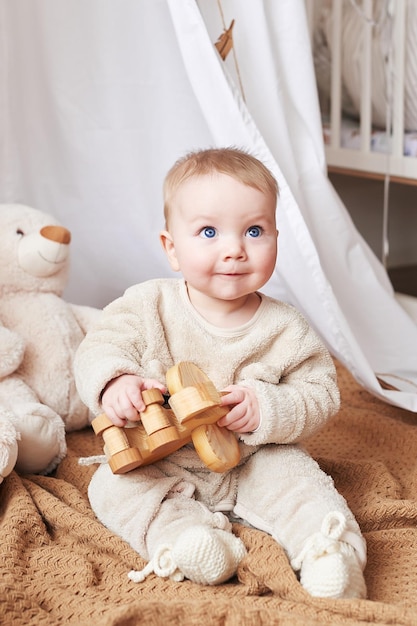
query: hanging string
[{"left": 215, "top": 0, "right": 246, "bottom": 102}]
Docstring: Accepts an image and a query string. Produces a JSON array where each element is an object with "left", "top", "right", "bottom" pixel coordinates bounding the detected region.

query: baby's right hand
[{"left": 101, "top": 374, "right": 166, "bottom": 426}]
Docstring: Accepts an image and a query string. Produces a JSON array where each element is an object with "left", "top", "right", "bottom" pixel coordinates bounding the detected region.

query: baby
[{"left": 75, "top": 147, "right": 367, "bottom": 598}]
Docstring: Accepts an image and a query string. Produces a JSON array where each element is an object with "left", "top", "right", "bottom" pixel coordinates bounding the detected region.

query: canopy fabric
[{"left": 1, "top": 0, "right": 416, "bottom": 411}]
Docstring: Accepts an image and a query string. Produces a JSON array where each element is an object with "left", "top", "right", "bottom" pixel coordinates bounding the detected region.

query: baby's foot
[
  {"left": 292, "top": 512, "right": 367, "bottom": 599},
  {"left": 129, "top": 524, "right": 247, "bottom": 585}
]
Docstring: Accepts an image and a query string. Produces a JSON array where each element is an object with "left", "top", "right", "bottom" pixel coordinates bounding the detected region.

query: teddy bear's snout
[
  {"left": 17, "top": 221, "right": 72, "bottom": 278},
  {"left": 40, "top": 225, "right": 71, "bottom": 245}
]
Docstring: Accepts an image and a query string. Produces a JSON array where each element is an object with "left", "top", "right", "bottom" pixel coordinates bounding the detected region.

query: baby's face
[{"left": 162, "top": 172, "right": 278, "bottom": 306}]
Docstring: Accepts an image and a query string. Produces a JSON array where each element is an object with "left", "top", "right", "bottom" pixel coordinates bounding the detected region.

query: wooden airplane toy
[{"left": 91, "top": 361, "right": 241, "bottom": 475}]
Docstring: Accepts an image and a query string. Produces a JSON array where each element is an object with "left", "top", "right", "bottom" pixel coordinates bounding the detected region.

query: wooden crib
[{"left": 305, "top": 0, "right": 417, "bottom": 185}]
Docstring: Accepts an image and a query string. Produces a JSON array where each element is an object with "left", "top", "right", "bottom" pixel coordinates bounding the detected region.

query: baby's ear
[{"left": 159, "top": 230, "right": 180, "bottom": 272}]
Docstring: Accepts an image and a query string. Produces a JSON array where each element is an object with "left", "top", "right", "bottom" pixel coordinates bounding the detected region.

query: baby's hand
[
  {"left": 217, "top": 385, "right": 260, "bottom": 434},
  {"left": 101, "top": 374, "right": 166, "bottom": 427}
]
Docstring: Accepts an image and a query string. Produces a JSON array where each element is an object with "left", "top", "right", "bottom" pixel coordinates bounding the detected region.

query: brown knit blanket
[{"left": 1, "top": 361, "right": 417, "bottom": 625}]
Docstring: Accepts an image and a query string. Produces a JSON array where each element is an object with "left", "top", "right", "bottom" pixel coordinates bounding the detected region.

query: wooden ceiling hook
[{"left": 215, "top": 19, "right": 235, "bottom": 61}]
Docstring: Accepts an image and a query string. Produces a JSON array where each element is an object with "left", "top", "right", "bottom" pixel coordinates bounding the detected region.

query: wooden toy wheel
[
  {"left": 109, "top": 448, "right": 143, "bottom": 474},
  {"left": 91, "top": 413, "right": 144, "bottom": 474},
  {"left": 191, "top": 423, "right": 240, "bottom": 473},
  {"left": 166, "top": 361, "right": 222, "bottom": 422}
]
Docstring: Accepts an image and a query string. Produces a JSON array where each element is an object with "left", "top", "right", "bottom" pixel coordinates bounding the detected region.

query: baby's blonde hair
[{"left": 163, "top": 147, "right": 279, "bottom": 228}]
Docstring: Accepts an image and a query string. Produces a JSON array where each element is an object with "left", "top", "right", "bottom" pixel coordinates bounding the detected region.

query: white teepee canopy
[{"left": 1, "top": 0, "right": 416, "bottom": 411}]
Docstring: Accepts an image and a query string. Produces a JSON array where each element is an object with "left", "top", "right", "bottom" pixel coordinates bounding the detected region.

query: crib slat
[
  {"left": 360, "top": 0, "right": 373, "bottom": 153},
  {"left": 392, "top": 0, "right": 406, "bottom": 158},
  {"left": 307, "top": 0, "right": 417, "bottom": 182},
  {"left": 330, "top": 0, "right": 342, "bottom": 150}
]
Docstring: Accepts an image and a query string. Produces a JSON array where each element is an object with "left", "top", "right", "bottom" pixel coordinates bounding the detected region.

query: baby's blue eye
[
  {"left": 200, "top": 226, "right": 217, "bottom": 239},
  {"left": 246, "top": 226, "right": 262, "bottom": 238}
]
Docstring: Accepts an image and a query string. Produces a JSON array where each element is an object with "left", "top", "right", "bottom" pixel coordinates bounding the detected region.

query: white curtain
[{"left": 1, "top": 0, "right": 416, "bottom": 411}]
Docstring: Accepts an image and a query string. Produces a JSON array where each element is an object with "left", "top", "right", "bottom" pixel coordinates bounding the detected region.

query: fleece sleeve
[
  {"left": 73, "top": 284, "right": 166, "bottom": 416},
  {"left": 236, "top": 318, "right": 340, "bottom": 446}
]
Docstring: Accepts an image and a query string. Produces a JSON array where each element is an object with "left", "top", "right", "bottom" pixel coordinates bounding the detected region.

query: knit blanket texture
[{"left": 1, "top": 360, "right": 417, "bottom": 625}]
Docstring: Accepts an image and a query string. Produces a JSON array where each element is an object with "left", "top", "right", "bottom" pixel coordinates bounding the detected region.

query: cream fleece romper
[{"left": 75, "top": 279, "right": 366, "bottom": 573}]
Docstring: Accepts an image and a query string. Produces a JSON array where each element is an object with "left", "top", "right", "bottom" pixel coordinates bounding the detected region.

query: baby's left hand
[{"left": 217, "top": 385, "right": 260, "bottom": 433}]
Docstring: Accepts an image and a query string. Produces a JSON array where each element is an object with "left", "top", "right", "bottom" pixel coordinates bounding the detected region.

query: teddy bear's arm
[
  {"left": 70, "top": 304, "right": 102, "bottom": 335},
  {"left": 0, "top": 324, "right": 25, "bottom": 378}
]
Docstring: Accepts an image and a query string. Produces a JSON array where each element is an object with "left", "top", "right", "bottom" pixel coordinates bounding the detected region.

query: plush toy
[{"left": 0, "top": 204, "right": 100, "bottom": 484}]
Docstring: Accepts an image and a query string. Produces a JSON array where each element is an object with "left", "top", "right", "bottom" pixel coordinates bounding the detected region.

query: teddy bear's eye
[{"left": 16, "top": 229, "right": 24, "bottom": 237}]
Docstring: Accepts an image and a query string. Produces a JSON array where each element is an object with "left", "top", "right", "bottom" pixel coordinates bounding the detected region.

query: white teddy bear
[{"left": 0, "top": 204, "right": 100, "bottom": 484}]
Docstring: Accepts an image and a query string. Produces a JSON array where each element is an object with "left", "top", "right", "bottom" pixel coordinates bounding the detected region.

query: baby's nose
[{"left": 223, "top": 237, "right": 246, "bottom": 259}]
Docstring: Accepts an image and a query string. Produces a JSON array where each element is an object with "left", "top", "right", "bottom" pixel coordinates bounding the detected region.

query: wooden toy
[{"left": 91, "top": 361, "right": 241, "bottom": 475}]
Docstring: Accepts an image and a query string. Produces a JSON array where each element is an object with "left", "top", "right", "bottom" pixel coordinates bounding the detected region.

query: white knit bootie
[
  {"left": 291, "top": 512, "right": 367, "bottom": 599},
  {"left": 172, "top": 525, "right": 247, "bottom": 585},
  {"left": 129, "top": 524, "right": 246, "bottom": 586}
]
